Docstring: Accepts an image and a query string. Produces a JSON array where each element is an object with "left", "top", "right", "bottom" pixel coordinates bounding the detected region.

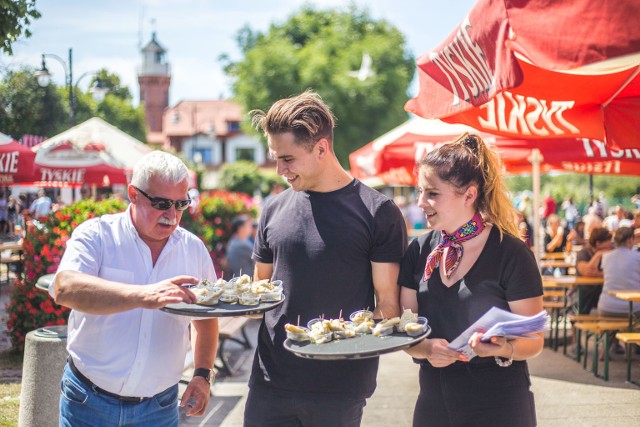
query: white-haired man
[{"left": 51, "top": 151, "right": 218, "bottom": 426}]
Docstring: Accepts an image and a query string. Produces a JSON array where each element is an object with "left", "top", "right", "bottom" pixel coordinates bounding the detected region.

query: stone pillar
[{"left": 18, "top": 326, "right": 67, "bottom": 427}]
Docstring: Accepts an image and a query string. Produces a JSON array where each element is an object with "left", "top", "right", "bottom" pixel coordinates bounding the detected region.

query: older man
[{"left": 51, "top": 151, "right": 218, "bottom": 426}]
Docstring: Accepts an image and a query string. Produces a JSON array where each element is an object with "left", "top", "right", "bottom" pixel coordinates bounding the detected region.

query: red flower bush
[
  {"left": 6, "top": 198, "right": 127, "bottom": 352},
  {"left": 180, "top": 190, "right": 257, "bottom": 275}
]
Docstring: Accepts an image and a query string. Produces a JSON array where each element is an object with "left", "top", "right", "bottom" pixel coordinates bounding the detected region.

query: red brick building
[{"left": 138, "top": 32, "right": 266, "bottom": 185}]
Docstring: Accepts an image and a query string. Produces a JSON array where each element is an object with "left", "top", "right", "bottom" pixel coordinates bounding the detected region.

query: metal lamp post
[
  {"left": 34, "top": 48, "right": 106, "bottom": 127},
  {"left": 35, "top": 48, "right": 74, "bottom": 127}
]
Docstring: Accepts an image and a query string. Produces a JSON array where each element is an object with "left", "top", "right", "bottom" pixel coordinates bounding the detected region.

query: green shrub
[
  {"left": 6, "top": 198, "right": 127, "bottom": 352},
  {"left": 217, "top": 160, "right": 264, "bottom": 196},
  {"left": 180, "top": 190, "right": 257, "bottom": 275}
]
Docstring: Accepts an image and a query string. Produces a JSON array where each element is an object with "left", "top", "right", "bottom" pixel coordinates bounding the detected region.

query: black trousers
[
  {"left": 244, "top": 383, "right": 366, "bottom": 427},
  {"left": 413, "top": 360, "right": 536, "bottom": 427}
]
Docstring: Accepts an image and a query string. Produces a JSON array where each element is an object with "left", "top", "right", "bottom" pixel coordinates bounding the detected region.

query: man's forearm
[
  {"left": 54, "top": 270, "right": 144, "bottom": 314},
  {"left": 191, "top": 319, "right": 219, "bottom": 370},
  {"left": 374, "top": 299, "right": 401, "bottom": 319}
]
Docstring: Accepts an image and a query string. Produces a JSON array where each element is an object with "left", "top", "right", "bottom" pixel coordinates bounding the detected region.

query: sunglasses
[{"left": 134, "top": 186, "right": 191, "bottom": 211}]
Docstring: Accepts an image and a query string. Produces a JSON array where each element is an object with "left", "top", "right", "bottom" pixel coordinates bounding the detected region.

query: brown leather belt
[{"left": 68, "top": 358, "right": 148, "bottom": 403}]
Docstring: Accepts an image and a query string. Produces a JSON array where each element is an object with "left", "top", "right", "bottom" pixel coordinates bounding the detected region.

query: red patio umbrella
[
  {"left": 29, "top": 163, "right": 128, "bottom": 187},
  {"left": 23, "top": 138, "right": 129, "bottom": 188},
  {"left": 0, "top": 133, "right": 36, "bottom": 185},
  {"left": 404, "top": 0, "right": 640, "bottom": 150},
  {"left": 404, "top": 0, "right": 640, "bottom": 259},
  {"left": 349, "top": 117, "right": 640, "bottom": 259},
  {"left": 349, "top": 118, "right": 640, "bottom": 187}
]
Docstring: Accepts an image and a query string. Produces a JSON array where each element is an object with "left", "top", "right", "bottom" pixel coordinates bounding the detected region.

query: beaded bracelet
[{"left": 494, "top": 341, "right": 514, "bottom": 367}]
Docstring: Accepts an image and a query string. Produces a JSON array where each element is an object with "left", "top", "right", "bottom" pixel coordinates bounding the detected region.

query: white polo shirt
[{"left": 53, "top": 207, "right": 215, "bottom": 397}]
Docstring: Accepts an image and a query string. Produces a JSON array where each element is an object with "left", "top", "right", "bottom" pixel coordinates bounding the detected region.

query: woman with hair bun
[{"left": 399, "top": 134, "right": 544, "bottom": 427}]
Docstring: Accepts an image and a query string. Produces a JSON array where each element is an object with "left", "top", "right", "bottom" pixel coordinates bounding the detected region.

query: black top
[
  {"left": 251, "top": 179, "right": 407, "bottom": 398},
  {"left": 398, "top": 227, "right": 543, "bottom": 360},
  {"left": 543, "top": 229, "right": 568, "bottom": 252},
  {"left": 575, "top": 247, "right": 599, "bottom": 276}
]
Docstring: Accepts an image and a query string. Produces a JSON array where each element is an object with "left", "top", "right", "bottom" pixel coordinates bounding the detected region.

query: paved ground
[
  {"left": 179, "top": 320, "right": 640, "bottom": 426},
  {"left": 3, "top": 279, "right": 638, "bottom": 426}
]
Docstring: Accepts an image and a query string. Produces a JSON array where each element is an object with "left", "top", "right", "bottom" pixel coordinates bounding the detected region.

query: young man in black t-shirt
[{"left": 246, "top": 90, "right": 406, "bottom": 426}]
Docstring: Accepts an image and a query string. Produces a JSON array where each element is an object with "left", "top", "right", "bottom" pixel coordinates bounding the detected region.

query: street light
[{"left": 34, "top": 47, "right": 107, "bottom": 127}]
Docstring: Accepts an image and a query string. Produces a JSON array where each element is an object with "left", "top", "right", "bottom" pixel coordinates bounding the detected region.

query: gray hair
[{"left": 131, "top": 151, "right": 190, "bottom": 189}]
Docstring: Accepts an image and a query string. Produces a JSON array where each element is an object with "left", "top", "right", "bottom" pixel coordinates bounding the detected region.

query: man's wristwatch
[{"left": 193, "top": 368, "right": 213, "bottom": 384}]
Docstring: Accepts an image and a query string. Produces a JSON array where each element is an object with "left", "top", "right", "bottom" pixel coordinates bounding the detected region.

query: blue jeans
[{"left": 59, "top": 363, "right": 179, "bottom": 427}]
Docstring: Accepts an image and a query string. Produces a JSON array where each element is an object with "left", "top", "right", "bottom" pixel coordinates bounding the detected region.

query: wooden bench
[
  {"left": 568, "top": 314, "right": 627, "bottom": 322},
  {"left": 0, "top": 253, "right": 22, "bottom": 285},
  {"left": 615, "top": 332, "right": 640, "bottom": 386},
  {"left": 215, "top": 317, "right": 251, "bottom": 376},
  {"left": 574, "top": 321, "right": 630, "bottom": 381},
  {"left": 543, "top": 289, "right": 568, "bottom": 351},
  {"left": 567, "top": 314, "right": 629, "bottom": 358}
]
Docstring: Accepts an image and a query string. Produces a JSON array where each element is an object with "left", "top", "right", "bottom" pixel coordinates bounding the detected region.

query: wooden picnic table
[
  {"left": 539, "top": 260, "right": 574, "bottom": 269},
  {"left": 0, "top": 240, "right": 23, "bottom": 252},
  {"left": 542, "top": 275, "right": 604, "bottom": 315},
  {"left": 0, "top": 239, "right": 23, "bottom": 284},
  {"left": 542, "top": 275, "right": 603, "bottom": 287},
  {"left": 542, "top": 252, "right": 567, "bottom": 260},
  {"left": 607, "top": 290, "right": 640, "bottom": 330}
]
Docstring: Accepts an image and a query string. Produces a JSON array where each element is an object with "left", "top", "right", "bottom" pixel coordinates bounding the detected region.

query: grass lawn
[{"left": 0, "top": 350, "right": 23, "bottom": 427}]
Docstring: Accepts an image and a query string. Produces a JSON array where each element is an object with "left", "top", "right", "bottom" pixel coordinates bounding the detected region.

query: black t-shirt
[
  {"left": 398, "top": 227, "right": 543, "bottom": 355},
  {"left": 575, "top": 247, "right": 597, "bottom": 276},
  {"left": 543, "top": 229, "right": 568, "bottom": 252},
  {"left": 251, "top": 179, "right": 407, "bottom": 398}
]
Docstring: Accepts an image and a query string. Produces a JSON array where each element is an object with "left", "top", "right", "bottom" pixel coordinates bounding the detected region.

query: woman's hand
[
  {"left": 423, "top": 338, "right": 469, "bottom": 367},
  {"left": 468, "top": 332, "right": 512, "bottom": 358}
]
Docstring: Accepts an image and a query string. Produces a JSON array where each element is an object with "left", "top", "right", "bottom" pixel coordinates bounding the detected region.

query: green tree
[
  {"left": 0, "top": 0, "right": 41, "bottom": 55},
  {"left": 218, "top": 160, "right": 264, "bottom": 196},
  {"left": 0, "top": 67, "right": 146, "bottom": 141},
  {"left": 92, "top": 68, "right": 133, "bottom": 100},
  {"left": 0, "top": 68, "right": 67, "bottom": 137},
  {"left": 95, "top": 95, "right": 146, "bottom": 141},
  {"left": 222, "top": 5, "right": 415, "bottom": 165}
]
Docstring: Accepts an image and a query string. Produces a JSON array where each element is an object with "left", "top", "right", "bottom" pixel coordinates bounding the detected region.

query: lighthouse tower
[{"left": 138, "top": 32, "right": 171, "bottom": 134}]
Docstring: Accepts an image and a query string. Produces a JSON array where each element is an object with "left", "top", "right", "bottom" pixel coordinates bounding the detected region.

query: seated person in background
[
  {"left": 634, "top": 211, "right": 640, "bottom": 247},
  {"left": 516, "top": 210, "right": 533, "bottom": 248},
  {"left": 544, "top": 213, "right": 567, "bottom": 253},
  {"left": 225, "top": 214, "right": 256, "bottom": 278},
  {"left": 566, "top": 220, "right": 586, "bottom": 251},
  {"left": 573, "top": 227, "right": 613, "bottom": 313},
  {"left": 602, "top": 205, "right": 626, "bottom": 232},
  {"left": 632, "top": 191, "right": 640, "bottom": 211},
  {"left": 582, "top": 206, "right": 603, "bottom": 241},
  {"left": 618, "top": 210, "right": 634, "bottom": 229},
  {"left": 596, "top": 227, "right": 640, "bottom": 316}
]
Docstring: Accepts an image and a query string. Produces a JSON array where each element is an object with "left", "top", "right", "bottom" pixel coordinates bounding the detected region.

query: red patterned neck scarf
[{"left": 423, "top": 211, "right": 485, "bottom": 281}]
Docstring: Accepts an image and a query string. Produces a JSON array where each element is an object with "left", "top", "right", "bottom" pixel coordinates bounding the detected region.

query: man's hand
[
  {"left": 179, "top": 376, "right": 211, "bottom": 417},
  {"left": 138, "top": 276, "right": 200, "bottom": 309}
]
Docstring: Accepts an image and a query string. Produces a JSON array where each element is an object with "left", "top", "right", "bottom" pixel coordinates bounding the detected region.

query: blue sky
[{"left": 1, "top": 0, "right": 476, "bottom": 106}]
